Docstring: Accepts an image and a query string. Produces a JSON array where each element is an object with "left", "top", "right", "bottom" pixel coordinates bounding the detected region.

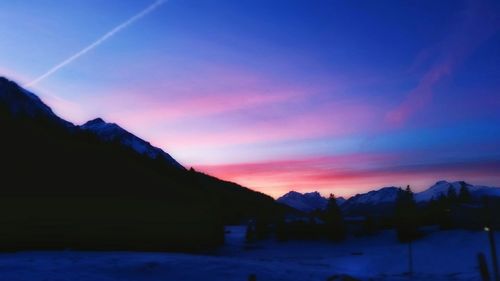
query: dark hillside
[{"left": 0, "top": 77, "right": 284, "bottom": 251}]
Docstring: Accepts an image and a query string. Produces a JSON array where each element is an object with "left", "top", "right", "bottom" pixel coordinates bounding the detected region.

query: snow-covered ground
[{"left": 0, "top": 226, "right": 497, "bottom": 281}]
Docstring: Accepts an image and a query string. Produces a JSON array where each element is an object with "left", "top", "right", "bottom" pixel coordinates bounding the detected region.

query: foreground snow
[{"left": 0, "top": 227, "right": 497, "bottom": 281}]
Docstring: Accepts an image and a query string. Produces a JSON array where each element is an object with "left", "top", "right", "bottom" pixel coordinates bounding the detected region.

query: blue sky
[{"left": 1, "top": 0, "right": 499, "bottom": 197}]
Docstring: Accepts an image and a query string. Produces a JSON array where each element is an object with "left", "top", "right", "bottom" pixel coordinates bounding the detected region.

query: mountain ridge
[
  {"left": 277, "top": 181, "right": 500, "bottom": 213},
  {"left": 0, "top": 77, "right": 73, "bottom": 127},
  {"left": 276, "top": 191, "right": 345, "bottom": 212},
  {"left": 80, "top": 117, "right": 184, "bottom": 169}
]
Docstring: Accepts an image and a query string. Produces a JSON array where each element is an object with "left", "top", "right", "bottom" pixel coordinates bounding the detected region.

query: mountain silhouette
[
  {"left": 277, "top": 191, "right": 346, "bottom": 212},
  {"left": 0, "top": 77, "right": 283, "bottom": 251},
  {"left": 277, "top": 181, "right": 500, "bottom": 215}
]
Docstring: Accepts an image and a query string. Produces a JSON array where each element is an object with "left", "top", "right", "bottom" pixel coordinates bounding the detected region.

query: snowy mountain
[
  {"left": 0, "top": 77, "right": 183, "bottom": 170},
  {"left": 277, "top": 181, "right": 500, "bottom": 215},
  {"left": 415, "top": 180, "right": 500, "bottom": 202},
  {"left": 80, "top": 118, "right": 184, "bottom": 169},
  {"left": 415, "top": 181, "right": 473, "bottom": 202},
  {"left": 341, "top": 187, "right": 401, "bottom": 215},
  {"left": 336, "top": 196, "right": 347, "bottom": 205},
  {"left": 277, "top": 191, "right": 345, "bottom": 212},
  {"left": 339, "top": 181, "right": 500, "bottom": 215},
  {"left": 347, "top": 187, "right": 400, "bottom": 205}
]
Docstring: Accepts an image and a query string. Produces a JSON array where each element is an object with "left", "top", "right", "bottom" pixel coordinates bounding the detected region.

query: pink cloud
[
  {"left": 115, "top": 87, "right": 305, "bottom": 127},
  {"left": 196, "top": 155, "right": 500, "bottom": 198},
  {"left": 86, "top": 64, "right": 341, "bottom": 124},
  {"left": 147, "top": 99, "right": 384, "bottom": 153},
  {"left": 76, "top": 64, "right": 385, "bottom": 154}
]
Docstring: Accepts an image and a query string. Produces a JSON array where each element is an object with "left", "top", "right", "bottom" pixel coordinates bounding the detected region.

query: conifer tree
[
  {"left": 458, "top": 184, "right": 472, "bottom": 204},
  {"left": 275, "top": 216, "right": 288, "bottom": 242},
  {"left": 245, "top": 221, "right": 256, "bottom": 243},
  {"left": 436, "top": 193, "right": 453, "bottom": 229},
  {"left": 362, "top": 215, "right": 377, "bottom": 235},
  {"left": 447, "top": 186, "right": 458, "bottom": 205},
  {"left": 325, "top": 194, "right": 346, "bottom": 241},
  {"left": 395, "top": 185, "right": 420, "bottom": 242}
]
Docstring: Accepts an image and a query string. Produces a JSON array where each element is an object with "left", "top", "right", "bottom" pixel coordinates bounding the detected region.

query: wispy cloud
[
  {"left": 145, "top": 99, "right": 382, "bottom": 153},
  {"left": 24, "top": 0, "right": 166, "bottom": 87},
  {"left": 386, "top": 0, "right": 500, "bottom": 126}
]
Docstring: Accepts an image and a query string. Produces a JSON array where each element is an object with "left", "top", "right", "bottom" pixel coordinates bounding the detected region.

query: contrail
[{"left": 25, "top": 0, "right": 167, "bottom": 87}]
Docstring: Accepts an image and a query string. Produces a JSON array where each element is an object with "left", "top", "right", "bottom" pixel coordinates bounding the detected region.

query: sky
[{"left": 1, "top": 0, "right": 499, "bottom": 198}]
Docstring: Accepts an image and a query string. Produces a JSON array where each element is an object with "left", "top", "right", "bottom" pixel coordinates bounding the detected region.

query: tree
[
  {"left": 447, "top": 186, "right": 458, "bottom": 205},
  {"left": 275, "top": 216, "right": 288, "bottom": 242},
  {"left": 458, "top": 184, "right": 472, "bottom": 204},
  {"left": 395, "top": 185, "right": 420, "bottom": 242},
  {"left": 362, "top": 215, "right": 377, "bottom": 236},
  {"left": 324, "top": 194, "right": 346, "bottom": 241},
  {"left": 436, "top": 193, "right": 453, "bottom": 229},
  {"left": 254, "top": 217, "right": 271, "bottom": 240},
  {"left": 245, "top": 221, "right": 256, "bottom": 243}
]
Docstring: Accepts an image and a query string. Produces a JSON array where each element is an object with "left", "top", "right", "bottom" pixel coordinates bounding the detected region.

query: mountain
[
  {"left": 415, "top": 181, "right": 474, "bottom": 202},
  {"left": 277, "top": 191, "right": 345, "bottom": 212},
  {"left": 0, "top": 77, "right": 284, "bottom": 251},
  {"left": 0, "top": 77, "right": 72, "bottom": 127},
  {"left": 277, "top": 191, "right": 326, "bottom": 212},
  {"left": 80, "top": 118, "right": 184, "bottom": 169},
  {"left": 337, "top": 197, "right": 347, "bottom": 205},
  {"left": 415, "top": 180, "right": 500, "bottom": 202},
  {"left": 341, "top": 187, "right": 401, "bottom": 216},
  {"left": 339, "top": 181, "right": 500, "bottom": 216},
  {"left": 277, "top": 181, "right": 500, "bottom": 215}
]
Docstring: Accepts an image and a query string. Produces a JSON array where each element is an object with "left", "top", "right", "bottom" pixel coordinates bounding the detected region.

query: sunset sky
[{"left": 1, "top": 0, "right": 499, "bottom": 198}]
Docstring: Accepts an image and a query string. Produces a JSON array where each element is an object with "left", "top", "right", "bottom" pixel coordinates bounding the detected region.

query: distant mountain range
[
  {"left": 277, "top": 191, "right": 345, "bottom": 212},
  {"left": 277, "top": 181, "right": 500, "bottom": 213}
]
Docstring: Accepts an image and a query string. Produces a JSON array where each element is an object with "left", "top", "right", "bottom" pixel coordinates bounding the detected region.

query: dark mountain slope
[
  {"left": 80, "top": 117, "right": 184, "bottom": 170},
  {"left": 0, "top": 77, "right": 283, "bottom": 251}
]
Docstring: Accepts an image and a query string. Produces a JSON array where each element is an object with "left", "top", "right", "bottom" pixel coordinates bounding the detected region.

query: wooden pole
[
  {"left": 487, "top": 227, "right": 499, "bottom": 281},
  {"left": 484, "top": 198, "right": 499, "bottom": 281},
  {"left": 408, "top": 240, "right": 413, "bottom": 277},
  {"left": 478, "top": 252, "right": 491, "bottom": 281}
]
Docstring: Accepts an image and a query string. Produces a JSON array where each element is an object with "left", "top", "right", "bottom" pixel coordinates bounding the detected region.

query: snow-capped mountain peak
[
  {"left": 414, "top": 180, "right": 478, "bottom": 202},
  {"left": 337, "top": 187, "right": 401, "bottom": 215},
  {"left": 347, "top": 187, "right": 401, "bottom": 205},
  {"left": 303, "top": 191, "right": 321, "bottom": 198},
  {"left": 83, "top": 117, "right": 106, "bottom": 126},
  {"left": 81, "top": 118, "right": 124, "bottom": 138},
  {"left": 0, "top": 77, "right": 184, "bottom": 171},
  {"left": 80, "top": 118, "right": 185, "bottom": 170},
  {"left": 277, "top": 191, "right": 344, "bottom": 212}
]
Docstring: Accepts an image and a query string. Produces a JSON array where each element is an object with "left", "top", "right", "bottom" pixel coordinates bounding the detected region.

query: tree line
[{"left": 246, "top": 184, "right": 497, "bottom": 244}]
